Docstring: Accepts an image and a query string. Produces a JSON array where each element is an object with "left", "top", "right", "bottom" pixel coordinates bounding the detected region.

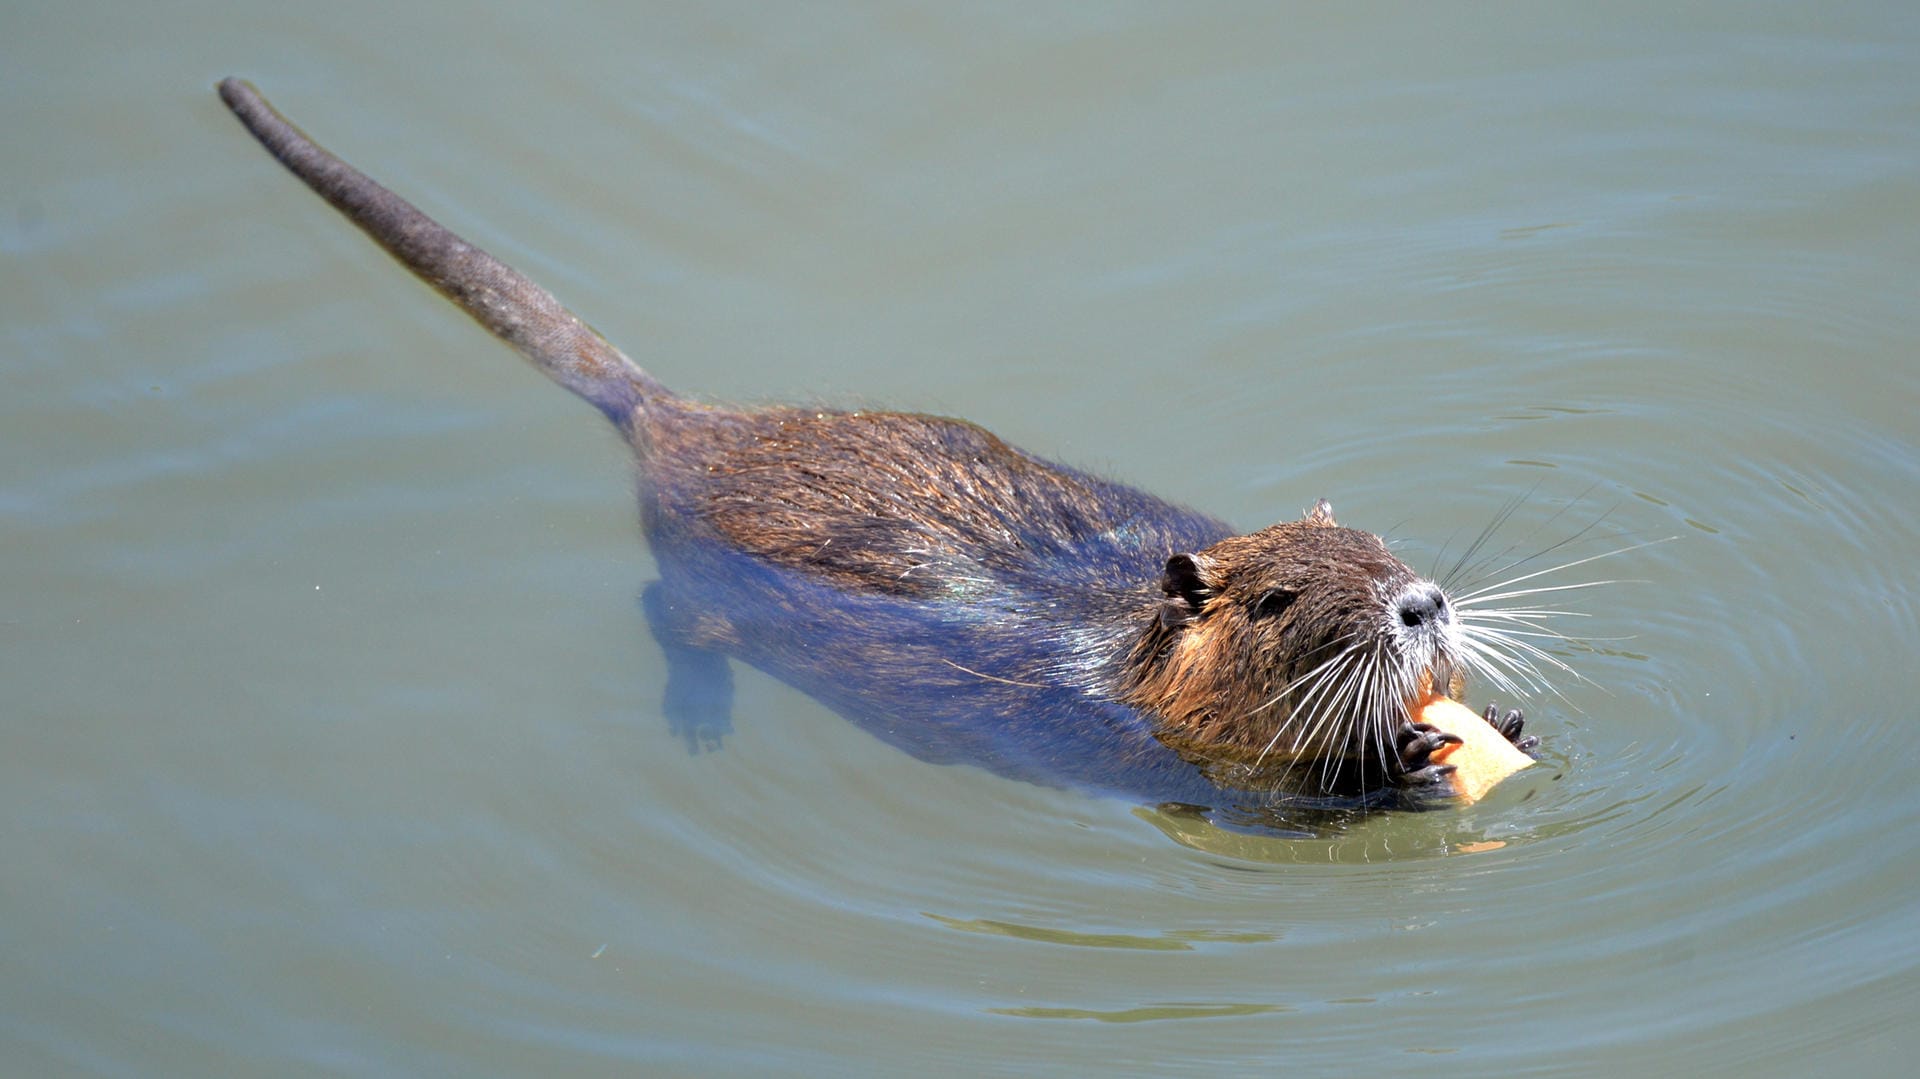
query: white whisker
[
  {"left": 1451, "top": 538, "right": 1673, "bottom": 605},
  {"left": 1250, "top": 634, "right": 1361, "bottom": 716},
  {"left": 1456, "top": 640, "right": 1533, "bottom": 697},
  {"left": 1251, "top": 640, "right": 1361, "bottom": 769},
  {"left": 1469, "top": 623, "right": 1633, "bottom": 644},
  {"left": 1467, "top": 625, "right": 1587, "bottom": 679},
  {"left": 1462, "top": 607, "right": 1591, "bottom": 621},
  {"left": 1456, "top": 578, "right": 1636, "bottom": 607}
]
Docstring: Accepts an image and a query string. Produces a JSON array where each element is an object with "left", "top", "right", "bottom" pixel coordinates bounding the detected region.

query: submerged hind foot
[{"left": 642, "top": 582, "right": 735, "bottom": 753}]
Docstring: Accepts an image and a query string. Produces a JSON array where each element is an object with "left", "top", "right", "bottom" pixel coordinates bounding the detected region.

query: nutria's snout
[
  {"left": 1392, "top": 581, "right": 1451, "bottom": 633},
  {"left": 1388, "top": 578, "right": 1465, "bottom": 710}
]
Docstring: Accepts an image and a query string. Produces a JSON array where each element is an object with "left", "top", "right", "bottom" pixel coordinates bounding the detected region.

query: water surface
[{"left": 4, "top": 2, "right": 1918, "bottom": 1074}]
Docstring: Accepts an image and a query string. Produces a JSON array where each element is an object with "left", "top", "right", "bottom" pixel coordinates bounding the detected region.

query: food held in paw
[{"left": 1417, "top": 695, "right": 1535, "bottom": 802}]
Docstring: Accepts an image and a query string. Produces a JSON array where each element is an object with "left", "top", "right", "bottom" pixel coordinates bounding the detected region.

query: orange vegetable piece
[{"left": 1417, "top": 695, "right": 1535, "bottom": 802}]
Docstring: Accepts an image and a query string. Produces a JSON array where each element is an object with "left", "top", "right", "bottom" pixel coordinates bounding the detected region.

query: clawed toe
[
  {"left": 1481, "top": 702, "right": 1539, "bottom": 753},
  {"left": 1401, "top": 762, "right": 1458, "bottom": 786},
  {"left": 1395, "top": 720, "right": 1463, "bottom": 775}
]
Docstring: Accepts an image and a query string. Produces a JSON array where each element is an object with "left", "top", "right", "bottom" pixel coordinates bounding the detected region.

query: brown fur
[{"left": 644, "top": 402, "right": 1144, "bottom": 600}]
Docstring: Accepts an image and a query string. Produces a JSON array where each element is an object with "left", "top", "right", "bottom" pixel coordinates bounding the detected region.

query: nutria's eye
[{"left": 1253, "top": 589, "right": 1295, "bottom": 619}]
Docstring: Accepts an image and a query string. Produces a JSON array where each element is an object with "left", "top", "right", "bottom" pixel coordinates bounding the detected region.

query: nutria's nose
[{"left": 1395, "top": 584, "right": 1451, "bottom": 630}]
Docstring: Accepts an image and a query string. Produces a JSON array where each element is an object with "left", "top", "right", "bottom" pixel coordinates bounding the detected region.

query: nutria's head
[{"left": 1123, "top": 500, "right": 1462, "bottom": 791}]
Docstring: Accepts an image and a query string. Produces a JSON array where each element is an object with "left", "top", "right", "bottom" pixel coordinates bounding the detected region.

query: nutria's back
[
  {"left": 218, "top": 79, "right": 1534, "bottom": 826},
  {"left": 643, "top": 401, "right": 1232, "bottom": 596}
]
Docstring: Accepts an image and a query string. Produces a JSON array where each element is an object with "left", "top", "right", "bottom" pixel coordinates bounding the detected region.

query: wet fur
[{"left": 218, "top": 79, "right": 1526, "bottom": 827}]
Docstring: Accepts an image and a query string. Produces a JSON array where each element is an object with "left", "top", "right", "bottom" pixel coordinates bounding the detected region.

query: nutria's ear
[
  {"left": 1158, "top": 553, "right": 1213, "bottom": 628},
  {"left": 1303, "top": 499, "right": 1337, "bottom": 528},
  {"left": 1161, "top": 553, "right": 1213, "bottom": 610}
]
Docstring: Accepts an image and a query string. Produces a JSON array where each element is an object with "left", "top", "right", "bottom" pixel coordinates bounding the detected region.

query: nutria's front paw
[
  {"left": 1394, "top": 721, "right": 1463, "bottom": 786},
  {"left": 1482, "top": 702, "right": 1540, "bottom": 753}
]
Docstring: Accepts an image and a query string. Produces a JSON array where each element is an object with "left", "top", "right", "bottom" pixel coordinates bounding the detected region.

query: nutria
[{"left": 217, "top": 79, "right": 1540, "bottom": 825}]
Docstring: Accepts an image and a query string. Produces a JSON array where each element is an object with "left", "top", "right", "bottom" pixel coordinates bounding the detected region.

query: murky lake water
[{"left": 6, "top": 2, "right": 1919, "bottom": 1074}]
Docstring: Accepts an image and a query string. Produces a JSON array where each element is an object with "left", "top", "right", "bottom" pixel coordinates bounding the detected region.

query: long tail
[{"left": 217, "top": 78, "right": 668, "bottom": 428}]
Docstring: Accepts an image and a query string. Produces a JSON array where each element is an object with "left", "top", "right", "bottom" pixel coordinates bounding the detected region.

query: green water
[{"left": 5, "top": 2, "right": 1917, "bottom": 1074}]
